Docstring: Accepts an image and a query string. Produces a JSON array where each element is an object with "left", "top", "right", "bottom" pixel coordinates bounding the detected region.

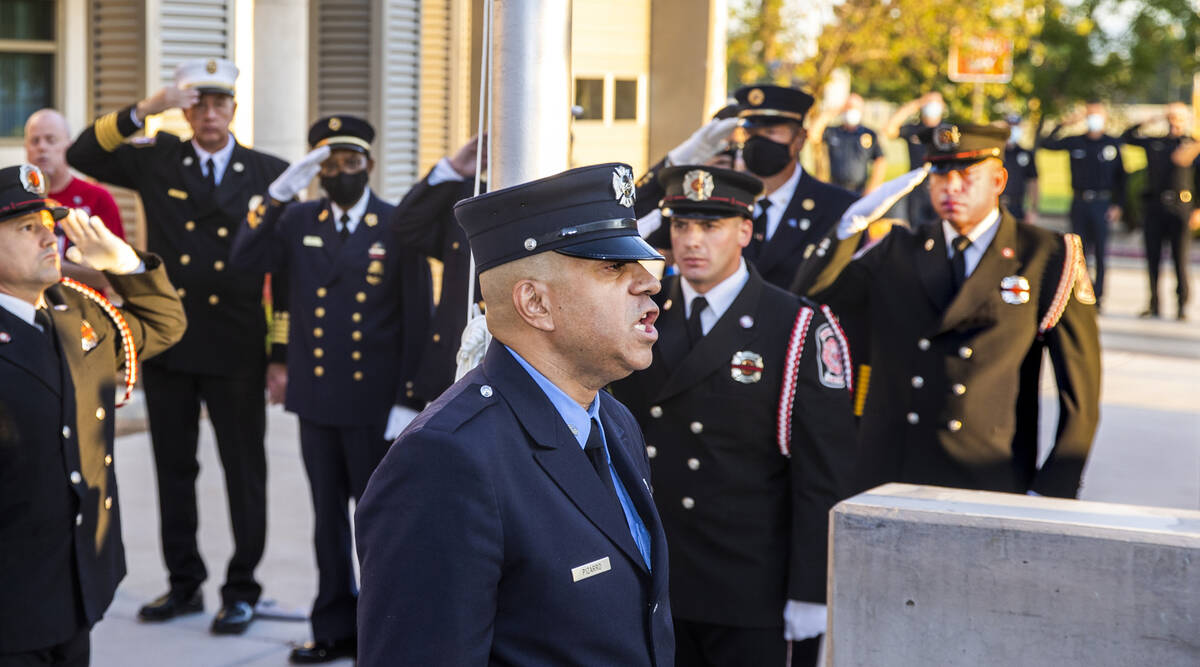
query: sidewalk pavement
[{"left": 93, "top": 225, "right": 1198, "bottom": 666}]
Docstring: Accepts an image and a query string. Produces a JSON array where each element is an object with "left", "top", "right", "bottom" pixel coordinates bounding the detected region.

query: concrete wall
[
  {"left": 829, "top": 484, "right": 1200, "bottom": 667},
  {"left": 250, "top": 0, "right": 309, "bottom": 162}
]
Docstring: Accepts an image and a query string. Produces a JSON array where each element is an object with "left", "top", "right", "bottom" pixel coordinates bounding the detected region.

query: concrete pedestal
[{"left": 829, "top": 484, "right": 1200, "bottom": 667}]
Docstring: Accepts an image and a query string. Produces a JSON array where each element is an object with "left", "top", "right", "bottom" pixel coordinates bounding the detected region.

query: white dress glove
[
  {"left": 267, "top": 145, "right": 331, "bottom": 202},
  {"left": 836, "top": 165, "right": 930, "bottom": 240},
  {"left": 666, "top": 117, "right": 738, "bottom": 166},
  {"left": 783, "top": 600, "right": 827, "bottom": 642},
  {"left": 454, "top": 303, "right": 492, "bottom": 382},
  {"left": 61, "top": 209, "right": 141, "bottom": 274},
  {"left": 384, "top": 404, "right": 420, "bottom": 441}
]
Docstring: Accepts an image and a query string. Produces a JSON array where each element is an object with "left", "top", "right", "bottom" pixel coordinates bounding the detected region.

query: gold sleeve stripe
[
  {"left": 853, "top": 364, "right": 870, "bottom": 417},
  {"left": 95, "top": 112, "right": 124, "bottom": 152},
  {"left": 270, "top": 311, "right": 290, "bottom": 345}
]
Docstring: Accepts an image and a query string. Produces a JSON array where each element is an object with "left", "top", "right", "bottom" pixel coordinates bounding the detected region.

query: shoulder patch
[{"left": 816, "top": 323, "right": 848, "bottom": 390}]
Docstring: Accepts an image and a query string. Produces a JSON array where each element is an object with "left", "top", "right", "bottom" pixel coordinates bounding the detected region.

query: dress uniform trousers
[
  {"left": 1069, "top": 194, "right": 1112, "bottom": 303},
  {"left": 1142, "top": 198, "right": 1191, "bottom": 310}
]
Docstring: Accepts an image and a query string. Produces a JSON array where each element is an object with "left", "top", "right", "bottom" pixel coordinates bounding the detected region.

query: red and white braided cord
[
  {"left": 60, "top": 278, "right": 138, "bottom": 406},
  {"left": 777, "top": 307, "right": 814, "bottom": 456}
]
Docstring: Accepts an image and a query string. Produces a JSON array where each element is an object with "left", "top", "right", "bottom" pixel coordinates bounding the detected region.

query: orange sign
[{"left": 949, "top": 32, "right": 1013, "bottom": 83}]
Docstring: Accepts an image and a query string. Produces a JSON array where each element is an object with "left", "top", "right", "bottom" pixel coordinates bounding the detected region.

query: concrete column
[
  {"left": 490, "top": 0, "right": 573, "bottom": 188},
  {"left": 829, "top": 484, "right": 1200, "bottom": 666},
  {"left": 250, "top": 0, "right": 309, "bottom": 161},
  {"left": 647, "top": 0, "right": 727, "bottom": 163}
]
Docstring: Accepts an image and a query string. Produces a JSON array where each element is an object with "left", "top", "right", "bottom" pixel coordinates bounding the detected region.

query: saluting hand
[
  {"left": 62, "top": 209, "right": 141, "bottom": 274},
  {"left": 667, "top": 117, "right": 738, "bottom": 166},
  {"left": 136, "top": 86, "right": 200, "bottom": 122},
  {"left": 449, "top": 134, "right": 488, "bottom": 178},
  {"left": 268, "top": 145, "right": 331, "bottom": 203}
]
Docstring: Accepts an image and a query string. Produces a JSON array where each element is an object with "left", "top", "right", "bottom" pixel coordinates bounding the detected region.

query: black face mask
[
  {"left": 741, "top": 135, "right": 794, "bottom": 178},
  {"left": 320, "top": 170, "right": 369, "bottom": 208}
]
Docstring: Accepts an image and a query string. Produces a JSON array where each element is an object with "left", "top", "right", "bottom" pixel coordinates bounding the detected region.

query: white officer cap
[{"left": 174, "top": 58, "right": 239, "bottom": 96}]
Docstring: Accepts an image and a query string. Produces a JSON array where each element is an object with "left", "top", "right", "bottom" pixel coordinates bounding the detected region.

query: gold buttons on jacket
[
  {"left": 351, "top": 351, "right": 361, "bottom": 361},
  {"left": 104, "top": 454, "right": 112, "bottom": 466},
  {"left": 180, "top": 254, "right": 191, "bottom": 265},
  {"left": 689, "top": 421, "right": 703, "bottom": 434},
  {"left": 947, "top": 419, "right": 963, "bottom": 432},
  {"left": 959, "top": 346, "right": 973, "bottom": 359},
  {"left": 177, "top": 288, "right": 187, "bottom": 298},
  {"left": 316, "top": 287, "right": 327, "bottom": 298},
  {"left": 352, "top": 312, "right": 362, "bottom": 323},
  {"left": 104, "top": 497, "right": 113, "bottom": 510},
  {"left": 356, "top": 291, "right": 366, "bottom": 303},
  {"left": 208, "top": 295, "right": 220, "bottom": 305},
  {"left": 353, "top": 371, "right": 363, "bottom": 381},
  {"left": 95, "top": 407, "right": 106, "bottom": 421},
  {"left": 314, "top": 366, "right": 325, "bottom": 377},
  {"left": 315, "top": 307, "right": 325, "bottom": 318},
  {"left": 351, "top": 331, "right": 362, "bottom": 341},
  {"left": 217, "top": 227, "right": 229, "bottom": 237},
  {"left": 213, "top": 260, "right": 224, "bottom": 271},
  {"left": 313, "top": 327, "right": 324, "bottom": 338},
  {"left": 185, "top": 221, "right": 196, "bottom": 231},
  {"left": 432, "top": 333, "right": 441, "bottom": 343},
  {"left": 451, "top": 241, "right": 460, "bottom": 250},
  {"left": 313, "top": 347, "right": 324, "bottom": 358},
  {"left": 952, "top": 383, "right": 966, "bottom": 395}
]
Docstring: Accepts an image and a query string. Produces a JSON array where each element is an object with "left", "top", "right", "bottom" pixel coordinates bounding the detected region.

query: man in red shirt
[{"left": 25, "top": 109, "right": 126, "bottom": 289}]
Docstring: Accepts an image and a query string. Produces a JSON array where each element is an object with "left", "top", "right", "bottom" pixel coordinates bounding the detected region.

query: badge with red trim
[
  {"left": 80, "top": 319, "right": 99, "bottom": 352},
  {"left": 730, "top": 350, "right": 763, "bottom": 384},
  {"left": 999, "top": 275, "right": 1030, "bottom": 305},
  {"left": 816, "top": 323, "right": 847, "bottom": 389},
  {"left": 368, "top": 242, "right": 386, "bottom": 260}
]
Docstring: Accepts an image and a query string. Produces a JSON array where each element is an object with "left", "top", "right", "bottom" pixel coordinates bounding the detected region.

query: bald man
[
  {"left": 25, "top": 109, "right": 125, "bottom": 290},
  {"left": 356, "top": 164, "right": 674, "bottom": 666}
]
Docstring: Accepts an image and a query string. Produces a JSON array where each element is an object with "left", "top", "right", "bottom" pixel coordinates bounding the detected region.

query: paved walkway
[{"left": 92, "top": 229, "right": 1199, "bottom": 665}]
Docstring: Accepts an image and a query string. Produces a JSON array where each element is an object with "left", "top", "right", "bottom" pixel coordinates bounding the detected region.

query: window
[
  {"left": 574, "top": 78, "right": 604, "bottom": 120},
  {"left": 613, "top": 78, "right": 638, "bottom": 121},
  {"left": 0, "top": 0, "right": 56, "bottom": 138}
]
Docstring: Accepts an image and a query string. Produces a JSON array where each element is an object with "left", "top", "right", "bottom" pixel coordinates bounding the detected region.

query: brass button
[
  {"left": 952, "top": 383, "right": 966, "bottom": 395},
  {"left": 185, "top": 220, "right": 196, "bottom": 231},
  {"left": 959, "top": 346, "right": 973, "bottom": 359},
  {"left": 355, "top": 291, "right": 367, "bottom": 303},
  {"left": 208, "top": 294, "right": 219, "bottom": 305},
  {"left": 177, "top": 287, "right": 186, "bottom": 298},
  {"left": 313, "top": 327, "right": 324, "bottom": 338},
  {"left": 316, "top": 287, "right": 327, "bottom": 298},
  {"left": 406, "top": 389, "right": 414, "bottom": 398},
  {"left": 180, "top": 254, "right": 191, "bottom": 265},
  {"left": 451, "top": 241, "right": 460, "bottom": 250},
  {"left": 315, "top": 307, "right": 326, "bottom": 318},
  {"left": 351, "top": 331, "right": 362, "bottom": 341},
  {"left": 352, "top": 312, "right": 362, "bottom": 323},
  {"left": 104, "top": 497, "right": 113, "bottom": 510},
  {"left": 95, "top": 407, "right": 106, "bottom": 421},
  {"left": 351, "top": 351, "right": 361, "bottom": 361},
  {"left": 213, "top": 260, "right": 224, "bottom": 271},
  {"left": 948, "top": 419, "right": 963, "bottom": 432},
  {"left": 217, "top": 226, "right": 229, "bottom": 237},
  {"left": 432, "top": 333, "right": 441, "bottom": 343},
  {"left": 313, "top": 347, "right": 324, "bottom": 358},
  {"left": 314, "top": 366, "right": 325, "bottom": 377},
  {"left": 405, "top": 381, "right": 414, "bottom": 389},
  {"left": 353, "top": 371, "right": 363, "bottom": 381},
  {"left": 104, "top": 454, "right": 112, "bottom": 466}
]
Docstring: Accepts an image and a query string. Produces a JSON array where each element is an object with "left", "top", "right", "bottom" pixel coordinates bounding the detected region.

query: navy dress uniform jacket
[
  {"left": 610, "top": 269, "right": 855, "bottom": 626},
  {"left": 745, "top": 170, "right": 859, "bottom": 291},
  {"left": 799, "top": 211, "right": 1101, "bottom": 497},
  {"left": 67, "top": 105, "right": 288, "bottom": 376},
  {"left": 229, "top": 193, "right": 430, "bottom": 423},
  {"left": 389, "top": 169, "right": 479, "bottom": 402},
  {"left": 0, "top": 256, "right": 186, "bottom": 653},
  {"left": 356, "top": 342, "right": 674, "bottom": 666}
]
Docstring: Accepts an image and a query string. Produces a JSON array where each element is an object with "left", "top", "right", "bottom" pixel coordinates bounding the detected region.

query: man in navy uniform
[
  {"left": 884, "top": 91, "right": 947, "bottom": 228},
  {"left": 388, "top": 135, "right": 484, "bottom": 402},
  {"left": 610, "top": 165, "right": 855, "bottom": 666},
  {"left": 356, "top": 163, "right": 674, "bottom": 666},
  {"left": 1120, "top": 102, "right": 1197, "bottom": 320},
  {"left": 230, "top": 116, "right": 430, "bottom": 663},
  {"left": 0, "top": 165, "right": 185, "bottom": 666},
  {"left": 732, "top": 84, "right": 859, "bottom": 290},
  {"left": 67, "top": 57, "right": 288, "bottom": 634},
  {"left": 1040, "top": 102, "right": 1127, "bottom": 308},
  {"left": 1001, "top": 113, "right": 1040, "bottom": 224},
  {"left": 795, "top": 124, "right": 1101, "bottom": 498},
  {"left": 821, "top": 93, "right": 887, "bottom": 194}
]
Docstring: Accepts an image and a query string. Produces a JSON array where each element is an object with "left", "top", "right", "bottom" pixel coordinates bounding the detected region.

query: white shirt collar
[
  {"left": 679, "top": 258, "right": 750, "bottom": 336},
  {"left": 330, "top": 187, "right": 372, "bottom": 234},
  {"left": 941, "top": 208, "right": 1001, "bottom": 278},
  {"left": 755, "top": 165, "right": 803, "bottom": 241},
  {"left": 191, "top": 135, "right": 236, "bottom": 184},
  {"left": 0, "top": 292, "right": 42, "bottom": 328}
]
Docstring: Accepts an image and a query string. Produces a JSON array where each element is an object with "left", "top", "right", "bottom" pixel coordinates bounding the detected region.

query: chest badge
[
  {"left": 999, "top": 275, "right": 1031, "bottom": 304},
  {"left": 860, "top": 133, "right": 873, "bottom": 149},
  {"left": 303, "top": 235, "right": 324, "bottom": 247},
  {"left": 364, "top": 213, "right": 378, "bottom": 227},
  {"left": 368, "top": 242, "right": 386, "bottom": 260},
  {"left": 231, "top": 161, "right": 244, "bottom": 173},
  {"left": 1101, "top": 145, "right": 1118, "bottom": 161},
  {"left": 730, "top": 350, "right": 764, "bottom": 384},
  {"left": 1016, "top": 152, "right": 1030, "bottom": 167},
  {"left": 80, "top": 319, "right": 99, "bottom": 352}
]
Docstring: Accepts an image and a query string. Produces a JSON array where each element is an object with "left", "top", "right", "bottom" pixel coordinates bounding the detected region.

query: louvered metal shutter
[
  {"left": 373, "top": 0, "right": 421, "bottom": 200},
  {"left": 89, "top": 0, "right": 147, "bottom": 249},
  {"left": 312, "top": 0, "right": 371, "bottom": 120},
  {"left": 158, "top": 0, "right": 231, "bottom": 86}
]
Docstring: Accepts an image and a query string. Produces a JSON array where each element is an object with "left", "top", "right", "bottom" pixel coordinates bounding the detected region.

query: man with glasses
[
  {"left": 67, "top": 58, "right": 288, "bottom": 635},
  {"left": 231, "top": 116, "right": 431, "bottom": 663},
  {"left": 794, "top": 123, "right": 1101, "bottom": 499}
]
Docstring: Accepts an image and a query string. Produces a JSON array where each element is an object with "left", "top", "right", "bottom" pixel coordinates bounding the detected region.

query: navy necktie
[
  {"left": 687, "top": 296, "right": 708, "bottom": 348},
  {"left": 204, "top": 158, "right": 216, "bottom": 191},
  {"left": 338, "top": 213, "right": 351, "bottom": 243},
  {"left": 583, "top": 418, "right": 618, "bottom": 502},
  {"left": 951, "top": 235, "right": 971, "bottom": 291}
]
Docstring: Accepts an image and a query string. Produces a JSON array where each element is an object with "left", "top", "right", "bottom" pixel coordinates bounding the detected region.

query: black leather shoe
[
  {"left": 138, "top": 590, "right": 203, "bottom": 622},
  {"left": 210, "top": 601, "right": 255, "bottom": 635},
  {"left": 289, "top": 638, "right": 357, "bottom": 663},
  {"left": 1138, "top": 307, "right": 1160, "bottom": 318}
]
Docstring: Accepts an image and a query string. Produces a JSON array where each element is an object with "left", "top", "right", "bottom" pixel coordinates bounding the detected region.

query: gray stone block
[{"left": 829, "top": 484, "right": 1200, "bottom": 667}]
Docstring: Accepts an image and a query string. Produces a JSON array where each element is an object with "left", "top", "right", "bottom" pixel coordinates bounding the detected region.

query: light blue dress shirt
[{"left": 506, "top": 346, "right": 652, "bottom": 569}]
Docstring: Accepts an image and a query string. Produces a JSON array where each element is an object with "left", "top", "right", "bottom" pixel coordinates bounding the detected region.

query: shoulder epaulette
[{"left": 1039, "top": 233, "right": 1094, "bottom": 336}]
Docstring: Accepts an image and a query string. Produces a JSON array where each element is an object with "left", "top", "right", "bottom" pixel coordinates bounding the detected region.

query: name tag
[
  {"left": 303, "top": 235, "right": 324, "bottom": 247},
  {"left": 571, "top": 556, "right": 611, "bottom": 582},
  {"left": 168, "top": 188, "right": 188, "bottom": 200}
]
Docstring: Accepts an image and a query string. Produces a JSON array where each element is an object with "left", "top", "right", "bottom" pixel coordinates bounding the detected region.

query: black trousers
[
  {"left": 1069, "top": 196, "right": 1112, "bottom": 302},
  {"left": 142, "top": 363, "right": 267, "bottom": 606},
  {"left": 674, "top": 619, "right": 820, "bottom": 667},
  {"left": 0, "top": 629, "right": 88, "bottom": 667},
  {"left": 298, "top": 419, "right": 391, "bottom": 642},
  {"left": 1142, "top": 200, "right": 1191, "bottom": 309}
]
